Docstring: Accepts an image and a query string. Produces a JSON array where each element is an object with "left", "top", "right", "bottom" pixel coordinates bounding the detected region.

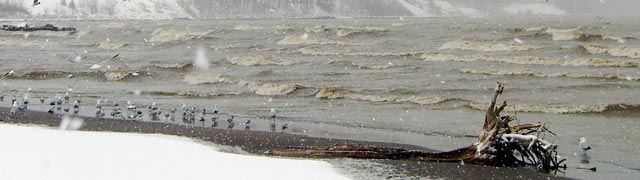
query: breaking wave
[
  {"left": 439, "top": 40, "right": 543, "bottom": 52},
  {"left": 154, "top": 62, "right": 192, "bottom": 70},
  {"left": 277, "top": 35, "right": 370, "bottom": 46},
  {"left": 460, "top": 68, "right": 640, "bottom": 81},
  {"left": 97, "top": 41, "right": 128, "bottom": 50},
  {"left": 513, "top": 27, "right": 636, "bottom": 42},
  {"left": 421, "top": 53, "right": 640, "bottom": 68},
  {"left": 149, "top": 28, "right": 214, "bottom": 43},
  {"left": 183, "top": 73, "right": 237, "bottom": 85},
  {"left": 182, "top": 73, "right": 299, "bottom": 96},
  {"left": 581, "top": 45, "right": 640, "bottom": 59},
  {"left": 315, "top": 87, "right": 446, "bottom": 105},
  {"left": 468, "top": 102, "right": 640, "bottom": 114},
  {"left": 327, "top": 60, "right": 397, "bottom": 70},
  {"left": 225, "top": 55, "right": 298, "bottom": 66},
  {"left": 242, "top": 82, "right": 299, "bottom": 96},
  {"left": 297, "top": 47, "right": 420, "bottom": 57},
  {"left": 335, "top": 26, "right": 388, "bottom": 37}
]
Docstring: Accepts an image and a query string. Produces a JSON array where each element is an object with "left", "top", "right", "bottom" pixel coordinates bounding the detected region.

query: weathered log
[{"left": 270, "top": 83, "right": 565, "bottom": 173}]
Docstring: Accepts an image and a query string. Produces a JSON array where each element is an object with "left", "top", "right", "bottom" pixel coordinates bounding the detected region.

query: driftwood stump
[{"left": 270, "top": 83, "right": 565, "bottom": 173}]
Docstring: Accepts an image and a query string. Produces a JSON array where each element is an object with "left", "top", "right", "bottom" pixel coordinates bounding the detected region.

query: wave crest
[
  {"left": 315, "top": 87, "right": 446, "bottom": 105},
  {"left": 460, "top": 68, "right": 639, "bottom": 81},
  {"left": 468, "top": 102, "right": 640, "bottom": 114},
  {"left": 421, "top": 53, "right": 640, "bottom": 67},
  {"left": 581, "top": 45, "right": 640, "bottom": 59},
  {"left": 439, "top": 40, "right": 543, "bottom": 52},
  {"left": 150, "top": 29, "right": 214, "bottom": 42},
  {"left": 226, "top": 55, "right": 297, "bottom": 66}
]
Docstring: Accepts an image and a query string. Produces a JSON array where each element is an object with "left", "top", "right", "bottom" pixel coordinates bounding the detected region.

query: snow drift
[{"left": 0, "top": 124, "right": 350, "bottom": 180}]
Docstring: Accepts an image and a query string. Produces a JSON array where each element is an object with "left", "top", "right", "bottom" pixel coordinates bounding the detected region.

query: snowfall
[{"left": 0, "top": 123, "right": 351, "bottom": 180}]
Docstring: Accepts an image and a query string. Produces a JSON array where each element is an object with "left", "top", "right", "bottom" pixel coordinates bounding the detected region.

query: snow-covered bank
[
  {"left": 2, "top": 0, "right": 637, "bottom": 19},
  {"left": 0, "top": 124, "right": 350, "bottom": 180}
]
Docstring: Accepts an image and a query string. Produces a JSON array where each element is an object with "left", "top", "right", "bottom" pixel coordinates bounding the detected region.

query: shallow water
[{"left": 1, "top": 17, "right": 639, "bottom": 179}]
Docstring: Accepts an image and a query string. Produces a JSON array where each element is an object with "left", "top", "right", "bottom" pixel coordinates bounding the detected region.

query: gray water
[{"left": 1, "top": 17, "right": 639, "bottom": 179}]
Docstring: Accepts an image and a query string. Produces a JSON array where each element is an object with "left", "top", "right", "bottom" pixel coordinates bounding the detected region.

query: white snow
[{"left": 0, "top": 124, "right": 350, "bottom": 180}]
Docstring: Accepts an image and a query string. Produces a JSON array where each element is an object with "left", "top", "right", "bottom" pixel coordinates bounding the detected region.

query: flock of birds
[{"left": 2, "top": 92, "right": 289, "bottom": 132}]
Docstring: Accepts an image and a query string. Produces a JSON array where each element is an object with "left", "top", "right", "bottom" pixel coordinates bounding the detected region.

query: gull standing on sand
[
  {"left": 22, "top": 96, "right": 29, "bottom": 110},
  {"left": 10, "top": 101, "right": 18, "bottom": 114},
  {"left": 578, "top": 137, "right": 592, "bottom": 164},
  {"left": 244, "top": 119, "right": 251, "bottom": 130},
  {"left": 579, "top": 137, "right": 591, "bottom": 151},
  {"left": 281, "top": 123, "right": 288, "bottom": 132},
  {"left": 211, "top": 109, "right": 219, "bottom": 127},
  {"left": 40, "top": 96, "right": 45, "bottom": 104},
  {"left": 270, "top": 108, "right": 277, "bottom": 118},
  {"left": 227, "top": 116, "right": 235, "bottom": 129},
  {"left": 0, "top": 95, "right": 4, "bottom": 101}
]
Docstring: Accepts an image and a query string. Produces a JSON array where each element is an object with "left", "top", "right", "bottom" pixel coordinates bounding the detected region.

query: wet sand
[{"left": 0, "top": 107, "right": 569, "bottom": 180}]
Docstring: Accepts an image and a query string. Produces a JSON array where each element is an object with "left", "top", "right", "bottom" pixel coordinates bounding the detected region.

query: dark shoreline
[{"left": 0, "top": 107, "right": 569, "bottom": 180}]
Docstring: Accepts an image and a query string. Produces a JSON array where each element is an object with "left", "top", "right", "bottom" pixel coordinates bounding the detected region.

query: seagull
[
  {"left": 244, "top": 119, "right": 251, "bottom": 130},
  {"left": 22, "top": 96, "right": 29, "bottom": 110},
  {"left": 10, "top": 101, "right": 18, "bottom": 114},
  {"left": 95, "top": 108, "right": 105, "bottom": 118},
  {"left": 70, "top": 51, "right": 83, "bottom": 63},
  {"left": 32, "top": 0, "right": 40, "bottom": 6},
  {"left": 0, "top": 95, "right": 4, "bottom": 101},
  {"left": 227, "top": 116, "right": 235, "bottom": 129},
  {"left": 73, "top": 100, "right": 80, "bottom": 109},
  {"left": 281, "top": 123, "right": 288, "bottom": 132},
  {"left": 96, "top": 100, "right": 102, "bottom": 109},
  {"left": 64, "top": 92, "right": 70, "bottom": 102},
  {"left": 579, "top": 137, "right": 591, "bottom": 151},
  {"left": 40, "top": 96, "right": 45, "bottom": 103},
  {"left": 47, "top": 107, "right": 55, "bottom": 114},
  {"left": 269, "top": 108, "right": 277, "bottom": 118},
  {"left": 89, "top": 53, "right": 120, "bottom": 70}
]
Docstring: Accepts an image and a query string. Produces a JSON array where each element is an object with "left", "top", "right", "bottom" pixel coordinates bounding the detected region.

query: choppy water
[{"left": 1, "top": 17, "right": 639, "bottom": 179}]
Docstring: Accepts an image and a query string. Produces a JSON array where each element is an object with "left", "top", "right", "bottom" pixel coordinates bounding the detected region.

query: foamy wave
[
  {"left": 149, "top": 29, "right": 214, "bottom": 42},
  {"left": 233, "top": 24, "right": 268, "bottom": 31},
  {"left": 336, "top": 26, "right": 388, "bottom": 37},
  {"left": 277, "top": 35, "right": 369, "bottom": 46},
  {"left": 327, "top": 60, "right": 397, "bottom": 70},
  {"left": 460, "top": 68, "right": 640, "bottom": 81},
  {"left": 154, "top": 62, "right": 192, "bottom": 69},
  {"left": 543, "top": 28, "right": 581, "bottom": 41},
  {"left": 277, "top": 35, "right": 343, "bottom": 45},
  {"left": 315, "top": 87, "right": 446, "bottom": 105},
  {"left": 101, "top": 70, "right": 137, "bottom": 81},
  {"left": 297, "top": 47, "right": 420, "bottom": 57},
  {"left": 582, "top": 45, "right": 640, "bottom": 59},
  {"left": 468, "top": 102, "right": 640, "bottom": 114},
  {"left": 97, "top": 41, "right": 128, "bottom": 50},
  {"left": 183, "top": 73, "right": 298, "bottom": 96},
  {"left": 183, "top": 73, "right": 237, "bottom": 85},
  {"left": 439, "top": 40, "right": 542, "bottom": 52},
  {"left": 243, "top": 82, "right": 298, "bottom": 96},
  {"left": 516, "top": 27, "right": 635, "bottom": 42},
  {"left": 226, "top": 56, "right": 297, "bottom": 66},
  {"left": 421, "top": 53, "right": 640, "bottom": 68}
]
